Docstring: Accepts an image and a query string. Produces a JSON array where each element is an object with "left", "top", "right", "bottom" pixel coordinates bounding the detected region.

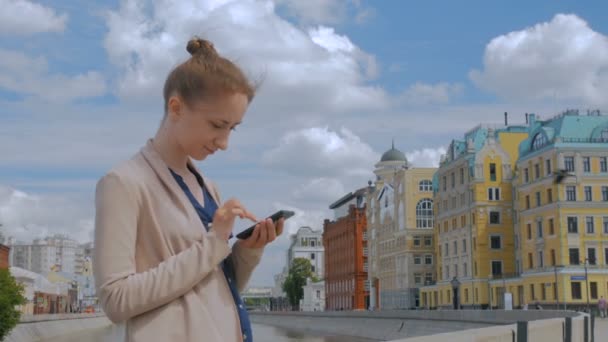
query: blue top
[{"left": 169, "top": 167, "right": 253, "bottom": 342}]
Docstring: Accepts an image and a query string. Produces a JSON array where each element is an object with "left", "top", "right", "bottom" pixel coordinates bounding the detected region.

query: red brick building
[
  {"left": 0, "top": 244, "right": 10, "bottom": 269},
  {"left": 323, "top": 188, "right": 369, "bottom": 310}
]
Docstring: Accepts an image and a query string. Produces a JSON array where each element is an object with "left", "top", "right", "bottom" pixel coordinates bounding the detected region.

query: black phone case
[{"left": 235, "top": 210, "right": 295, "bottom": 239}]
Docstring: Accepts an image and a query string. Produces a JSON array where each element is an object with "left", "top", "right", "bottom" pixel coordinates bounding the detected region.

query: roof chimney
[{"left": 504, "top": 112, "right": 508, "bottom": 126}]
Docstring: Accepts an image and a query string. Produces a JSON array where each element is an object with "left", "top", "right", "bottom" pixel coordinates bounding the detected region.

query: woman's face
[{"left": 167, "top": 92, "right": 249, "bottom": 161}]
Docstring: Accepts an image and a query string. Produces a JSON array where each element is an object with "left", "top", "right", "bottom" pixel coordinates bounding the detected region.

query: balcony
[
  {"left": 362, "top": 231, "right": 368, "bottom": 241},
  {"left": 363, "top": 247, "right": 368, "bottom": 257},
  {"left": 363, "top": 262, "right": 368, "bottom": 272}
]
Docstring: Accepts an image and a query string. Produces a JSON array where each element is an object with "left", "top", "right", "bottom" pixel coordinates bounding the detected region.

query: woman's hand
[
  {"left": 238, "top": 217, "right": 285, "bottom": 249},
  {"left": 211, "top": 198, "right": 256, "bottom": 241}
]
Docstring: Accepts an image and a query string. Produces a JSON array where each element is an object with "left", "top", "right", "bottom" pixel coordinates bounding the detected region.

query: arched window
[
  {"left": 416, "top": 199, "right": 434, "bottom": 228},
  {"left": 419, "top": 180, "right": 433, "bottom": 192},
  {"left": 531, "top": 133, "right": 548, "bottom": 150}
]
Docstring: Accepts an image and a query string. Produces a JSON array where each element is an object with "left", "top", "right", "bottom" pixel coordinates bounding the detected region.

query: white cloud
[
  {"left": 292, "top": 177, "right": 346, "bottom": 204},
  {"left": 275, "top": 0, "right": 374, "bottom": 25},
  {"left": 261, "top": 126, "right": 379, "bottom": 178},
  {"left": 0, "top": 0, "right": 67, "bottom": 35},
  {"left": 103, "top": 0, "right": 387, "bottom": 115},
  {"left": 0, "top": 185, "right": 94, "bottom": 244},
  {"left": 0, "top": 49, "right": 106, "bottom": 102},
  {"left": 400, "top": 82, "right": 464, "bottom": 106},
  {"left": 406, "top": 147, "right": 446, "bottom": 168},
  {"left": 470, "top": 14, "right": 608, "bottom": 108}
]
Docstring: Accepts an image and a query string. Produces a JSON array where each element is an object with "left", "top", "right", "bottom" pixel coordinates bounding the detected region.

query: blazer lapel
[{"left": 140, "top": 139, "right": 205, "bottom": 237}]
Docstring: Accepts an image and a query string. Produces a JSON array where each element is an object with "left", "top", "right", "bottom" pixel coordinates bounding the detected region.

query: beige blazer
[{"left": 93, "top": 139, "right": 264, "bottom": 342}]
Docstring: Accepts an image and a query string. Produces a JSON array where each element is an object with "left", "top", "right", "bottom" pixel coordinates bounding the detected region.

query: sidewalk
[{"left": 596, "top": 317, "right": 607, "bottom": 339}]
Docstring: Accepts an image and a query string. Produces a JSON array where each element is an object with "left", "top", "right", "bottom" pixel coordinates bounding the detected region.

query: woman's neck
[{"left": 153, "top": 124, "right": 190, "bottom": 175}]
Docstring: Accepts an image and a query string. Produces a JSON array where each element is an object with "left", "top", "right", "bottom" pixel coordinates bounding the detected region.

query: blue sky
[{"left": 1, "top": 0, "right": 607, "bottom": 286}]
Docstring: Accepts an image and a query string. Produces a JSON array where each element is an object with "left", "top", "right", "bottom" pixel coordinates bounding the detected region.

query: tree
[
  {"left": 282, "top": 257, "right": 317, "bottom": 310},
  {"left": 0, "top": 269, "right": 26, "bottom": 340}
]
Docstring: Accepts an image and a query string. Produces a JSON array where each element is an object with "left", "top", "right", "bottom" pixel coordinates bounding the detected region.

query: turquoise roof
[{"left": 519, "top": 110, "right": 608, "bottom": 160}]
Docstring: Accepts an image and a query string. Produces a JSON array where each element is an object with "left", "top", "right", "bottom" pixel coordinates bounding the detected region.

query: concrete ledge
[
  {"left": 6, "top": 314, "right": 112, "bottom": 342},
  {"left": 250, "top": 310, "right": 585, "bottom": 341}
]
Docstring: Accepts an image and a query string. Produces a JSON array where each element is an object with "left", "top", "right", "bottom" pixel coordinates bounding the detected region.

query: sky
[{"left": 1, "top": 0, "right": 607, "bottom": 287}]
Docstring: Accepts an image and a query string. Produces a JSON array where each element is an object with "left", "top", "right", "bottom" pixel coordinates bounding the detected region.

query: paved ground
[{"left": 596, "top": 317, "right": 607, "bottom": 339}]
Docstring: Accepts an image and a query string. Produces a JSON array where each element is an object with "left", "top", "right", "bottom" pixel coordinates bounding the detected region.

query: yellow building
[
  {"left": 420, "top": 119, "right": 528, "bottom": 309},
  {"left": 508, "top": 110, "right": 608, "bottom": 310},
  {"left": 366, "top": 143, "right": 436, "bottom": 309}
]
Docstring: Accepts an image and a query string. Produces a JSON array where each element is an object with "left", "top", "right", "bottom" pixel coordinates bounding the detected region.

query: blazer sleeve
[
  {"left": 93, "top": 172, "right": 231, "bottom": 324},
  {"left": 208, "top": 180, "right": 265, "bottom": 293}
]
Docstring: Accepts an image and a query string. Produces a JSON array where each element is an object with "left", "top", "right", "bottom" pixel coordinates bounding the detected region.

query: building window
[
  {"left": 532, "top": 133, "right": 548, "bottom": 150},
  {"left": 414, "top": 273, "right": 422, "bottom": 285},
  {"left": 585, "top": 186, "right": 593, "bottom": 201},
  {"left": 604, "top": 217, "right": 608, "bottom": 234},
  {"left": 568, "top": 217, "right": 578, "bottom": 233},
  {"left": 527, "top": 224, "right": 532, "bottom": 239},
  {"left": 311, "top": 253, "right": 315, "bottom": 260},
  {"left": 451, "top": 172, "right": 455, "bottom": 188},
  {"left": 583, "top": 157, "right": 591, "bottom": 173},
  {"left": 488, "top": 187, "right": 500, "bottom": 201},
  {"left": 425, "top": 255, "right": 433, "bottom": 265},
  {"left": 425, "top": 273, "right": 433, "bottom": 285},
  {"left": 524, "top": 168, "right": 529, "bottom": 183},
  {"left": 414, "top": 236, "right": 421, "bottom": 246},
  {"left": 535, "top": 192, "right": 541, "bottom": 207},
  {"left": 528, "top": 253, "right": 534, "bottom": 269},
  {"left": 424, "top": 236, "right": 432, "bottom": 247},
  {"left": 491, "top": 261, "right": 502, "bottom": 276},
  {"left": 490, "top": 236, "right": 502, "bottom": 249},
  {"left": 590, "top": 282, "right": 598, "bottom": 300},
  {"left": 601, "top": 157, "right": 607, "bottom": 172},
  {"left": 316, "top": 290, "right": 321, "bottom": 299},
  {"left": 442, "top": 176, "right": 447, "bottom": 191},
  {"left": 489, "top": 163, "right": 497, "bottom": 181},
  {"left": 588, "top": 248, "right": 597, "bottom": 265},
  {"left": 416, "top": 199, "right": 434, "bottom": 228},
  {"left": 460, "top": 168, "right": 464, "bottom": 184},
  {"left": 549, "top": 218, "right": 555, "bottom": 235},
  {"left": 525, "top": 195, "right": 530, "bottom": 209},
  {"left": 454, "top": 241, "right": 458, "bottom": 255},
  {"left": 463, "top": 263, "right": 468, "bottom": 277},
  {"left": 571, "top": 282, "right": 582, "bottom": 300},
  {"left": 311, "top": 265, "right": 315, "bottom": 273},
  {"left": 489, "top": 211, "right": 500, "bottom": 224},
  {"left": 586, "top": 216, "right": 595, "bottom": 234},
  {"left": 538, "top": 251, "right": 544, "bottom": 268},
  {"left": 419, "top": 180, "right": 433, "bottom": 192},
  {"left": 534, "top": 164, "right": 540, "bottom": 179},
  {"left": 547, "top": 189, "right": 553, "bottom": 203},
  {"left": 551, "top": 249, "right": 556, "bottom": 266},
  {"left": 537, "top": 221, "right": 543, "bottom": 238},
  {"left": 565, "top": 156, "right": 575, "bottom": 172},
  {"left": 463, "top": 239, "right": 467, "bottom": 253},
  {"left": 445, "top": 243, "right": 449, "bottom": 256},
  {"left": 569, "top": 248, "right": 580, "bottom": 265},
  {"left": 566, "top": 186, "right": 576, "bottom": 201},
  {"left": 546, "top": 159, "right": 552, "bottom": 175},
  {"left": 414, "top": 255, "right": 421, "bottom": 265},
  {"left": 602, "top": 186, "right": 608, "bottom": 201}
]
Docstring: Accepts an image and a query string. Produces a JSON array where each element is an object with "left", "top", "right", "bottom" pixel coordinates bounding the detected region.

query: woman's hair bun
[{"left": 186, "top": 37, "right": 218, "bottom": 58}]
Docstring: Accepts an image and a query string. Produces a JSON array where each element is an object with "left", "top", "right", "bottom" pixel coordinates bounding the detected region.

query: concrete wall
[
  {"left": 6, "top": 313, "right": 112, "bottom": 342},
  {"left": 250, "top": 310, "right": 588, "bottom": 341}
]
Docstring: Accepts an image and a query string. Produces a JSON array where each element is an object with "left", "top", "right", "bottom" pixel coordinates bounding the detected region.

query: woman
[{"left": 93, "top": 37, "right": 283, "bottom": 342}]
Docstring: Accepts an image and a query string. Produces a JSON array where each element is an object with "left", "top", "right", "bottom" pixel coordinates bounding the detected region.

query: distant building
[
  {"left": 323, "top": 187, "right": 369, "bottom": 311},
  {"left": 367, "top": 143, "right": 437, "bottom": 310},
  {"left": 300, "top": 278, "right": 325, "bottom": 312},
  {"left": 287, "top": 226, "right": 324, "bottom": 277},
  {"left": 9, "top": 235, "right": 87, "bottom": 275},
  {"left": 0, "top": 244, "right": 9, "bottom": 269}
]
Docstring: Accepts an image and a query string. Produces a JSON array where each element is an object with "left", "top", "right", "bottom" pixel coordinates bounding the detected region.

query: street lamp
[
  {"left": 451, "top": 276, "right": 461, "bottom": 310},
  {"left": 583, "top": 258, "right": 590, "bottom": 313},
  {"left": 553, "top": 265, "right": 564, "bottom": 310}
]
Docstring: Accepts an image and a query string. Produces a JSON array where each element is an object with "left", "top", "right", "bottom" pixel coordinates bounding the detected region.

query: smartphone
[{"left": 235, "top": 210, "right": 295, "bottom": 239}]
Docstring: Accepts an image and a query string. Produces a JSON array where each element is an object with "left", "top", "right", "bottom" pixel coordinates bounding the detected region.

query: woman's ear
[{"left": 167, "top": 95, "right": 183, "bottom": 121}]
